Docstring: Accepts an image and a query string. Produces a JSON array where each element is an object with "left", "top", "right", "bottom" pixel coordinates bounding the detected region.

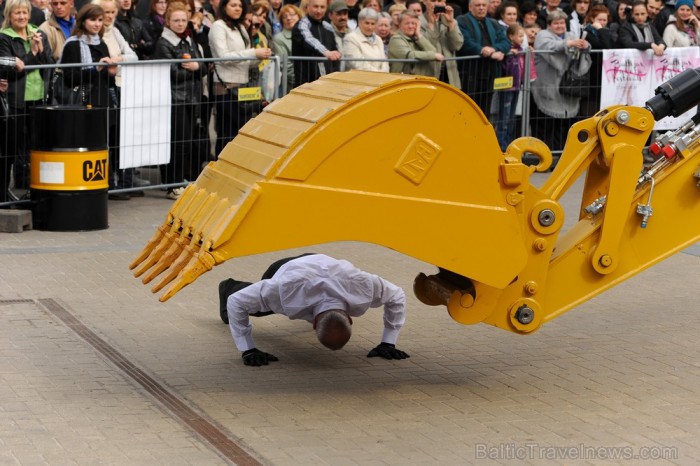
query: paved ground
[{"left": 0, "top": 172, "right": 698, "bottom": 465}]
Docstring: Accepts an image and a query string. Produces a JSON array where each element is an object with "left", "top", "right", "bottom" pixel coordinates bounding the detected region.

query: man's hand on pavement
[
  {"left": 242, "top": 348, "right": 279, "bottom": 366},
  {"left": 367, "top": 342, "right": 410, "bottom": 360}
]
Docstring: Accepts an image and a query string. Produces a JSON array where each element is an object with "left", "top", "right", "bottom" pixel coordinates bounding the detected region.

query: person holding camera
[
  {"left": 662, "top": 0, "right": 700, "bottom": 47},
  {"left": 607, "top": 1, "right": 629, "bottom": 44},
  {"left": 418, "top": 0, "right": 462, "bottom": 88},
  {"left": 0, "top": 0, "right": 54, "bottom": 192},
  {"left": 617, "top": 1, "right": 665, "bottom": 55}
]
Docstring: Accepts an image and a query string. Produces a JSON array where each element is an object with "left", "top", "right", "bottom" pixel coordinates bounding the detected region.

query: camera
[
  {"left": 624, "top": 5, "right": 632, "bottom": 13},
  {"left": 434, "top": 4, "right": 446, "bottom": 13}
]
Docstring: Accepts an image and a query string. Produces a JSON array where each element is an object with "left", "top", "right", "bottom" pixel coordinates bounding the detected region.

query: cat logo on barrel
[{"left": 83, "top": 158, "right": 107, "bottom": 182}]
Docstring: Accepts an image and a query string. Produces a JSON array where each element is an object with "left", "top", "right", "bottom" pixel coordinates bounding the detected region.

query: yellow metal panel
[
  {"left": 133, "top": 71, "right": 519, "bottom": 301},
  {"left": 30, "top": 150, "right": 109, "bottom": 191}
]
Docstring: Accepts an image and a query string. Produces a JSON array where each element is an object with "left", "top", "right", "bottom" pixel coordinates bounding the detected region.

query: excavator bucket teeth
[
  {"left": 158, "top": 250, "right": 216, "bottom": 302},
  {"left": 140, "top": 236, "right": 188, "bottom": 284},
  {"left": 151, "top": 244, "right": 197, "bottom": 293},
  {"left": 130, "top": 187, "right": 193, "bottom": 271},
  {"left": 133, "top": 232, "right": 176, "bottom": 279},
  {"left": 129, "top": 225, "right": 167, "bottom": 271},
  {"left": 134, "top": 70, "right": 529, "bottom": 301}
]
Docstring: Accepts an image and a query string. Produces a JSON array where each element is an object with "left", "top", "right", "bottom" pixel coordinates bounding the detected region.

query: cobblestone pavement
[{"left": 0, "top": 173, "right": 698, "bottom": 465}]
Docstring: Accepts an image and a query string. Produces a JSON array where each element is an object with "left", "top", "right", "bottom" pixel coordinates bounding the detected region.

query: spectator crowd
[{"left": 0, "top": 0, "right": 695, "bottom": 203}]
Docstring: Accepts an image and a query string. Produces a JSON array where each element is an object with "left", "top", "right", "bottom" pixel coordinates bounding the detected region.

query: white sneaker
[{"left": 166, "top": 187, "right": 185, "bottom": 200}]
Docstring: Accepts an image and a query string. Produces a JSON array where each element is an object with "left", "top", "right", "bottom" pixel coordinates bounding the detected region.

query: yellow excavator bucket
[
  {"left": 131, "top": 70, "right": 533, "bottom": 302},
  {"left": 131, "top": 67, "right": 700, "bottom": 338}
]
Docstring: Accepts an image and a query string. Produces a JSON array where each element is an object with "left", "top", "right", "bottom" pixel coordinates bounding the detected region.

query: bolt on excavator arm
[{"left": 131, "top": 70, "right": 700, "bottom": 335}]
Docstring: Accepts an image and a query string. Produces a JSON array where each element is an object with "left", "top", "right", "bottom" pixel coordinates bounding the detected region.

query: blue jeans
[{"left": 495, "top": 91, "right": 519, "bottom": 152}]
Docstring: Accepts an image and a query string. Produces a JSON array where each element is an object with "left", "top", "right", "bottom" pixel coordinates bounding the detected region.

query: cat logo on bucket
[{"left": 83, "top": 158, "right": 107, "bottom": 182}]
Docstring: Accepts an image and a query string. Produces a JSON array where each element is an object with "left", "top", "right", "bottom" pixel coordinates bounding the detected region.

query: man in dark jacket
[
  {"left": 647, "top": 0, "right": 671, "bottom": 37},
  {"left": 456, "top": 0, "right": 509, "bottom": 116},
  {"left": 291, "top": 0, "right": 341, "bottom": 86}
]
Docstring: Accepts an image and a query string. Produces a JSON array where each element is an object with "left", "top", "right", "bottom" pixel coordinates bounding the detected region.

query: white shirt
[{"left": 227, "top": 254, "right": 406, "bottom": 351}]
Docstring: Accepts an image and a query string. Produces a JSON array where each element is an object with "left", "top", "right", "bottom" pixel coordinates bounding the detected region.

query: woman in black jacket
[
  {"left": 60, "top": 4, "right": 118, "bottom": 109},
  {"left": 61, "top": 4, "right": 127, "bottom": 199},
  {"left": 143, "top": 0, "right": 167, "bottom": 43},
  {"left": 115, "top": 0, "right": 154, "bottom": 59},
  {"left": 0, "top": 0, "right": 54, "bottom": 191},
  {"left": 581, "top": 4, "right": 614, "bottom": 117},
  {"left": 153, "top": 1, "right": 206, "bottom": 199}
]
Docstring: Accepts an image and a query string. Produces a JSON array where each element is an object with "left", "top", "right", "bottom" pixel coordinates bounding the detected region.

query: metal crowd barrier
[
  {"left": 281, "top": 50, "right": 597, "bottom": 158},
  {"left": 1, "top": 56, "right": 279, "bottom": 206},
  {"left": 2, "top": 51, "right": 602, "bottom": 208}
]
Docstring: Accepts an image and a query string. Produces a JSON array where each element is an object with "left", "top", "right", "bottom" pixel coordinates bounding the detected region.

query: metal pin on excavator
[{"left": 131, "top": 69, "right": 700, "bottom": 335}]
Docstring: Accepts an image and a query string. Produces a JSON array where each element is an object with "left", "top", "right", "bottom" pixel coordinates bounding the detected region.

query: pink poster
[
  {"left": 651, "top": 47, "right": 700, "bottom": 130},
  {"left": 600, "top": 49, "right": 653, "bottom": 109},
  {"left": 601, "top": 48, "right": 700, "bottom": 130}
]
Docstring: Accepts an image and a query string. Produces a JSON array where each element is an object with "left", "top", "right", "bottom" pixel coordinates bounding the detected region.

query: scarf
[
  {"left": 632, "top": 23, "right": 653, "bottom": 44},
  {"left": 61, "top": 34, "right": 101, "bottom": 65},
  {"left": 684, "top": 21, "right": 698, "bottom": 45}
]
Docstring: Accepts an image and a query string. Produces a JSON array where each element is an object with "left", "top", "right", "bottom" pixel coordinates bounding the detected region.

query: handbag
[
  {"left": 49, "top": 71, "right": 90, "bottom": 106},
  {"left": 559, "top": 56, "right": 590, "bottom": 99},
  {"left": 0, "top": 92, "right": 8, "bottom": 119},
  {"left": 213, "top": 66, "right": 262, "bottom": 118}
]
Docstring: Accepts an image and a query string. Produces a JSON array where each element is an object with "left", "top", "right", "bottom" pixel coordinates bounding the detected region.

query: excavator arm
[{"left": 131, "top": 70, "right": 700, "bottom": 335}]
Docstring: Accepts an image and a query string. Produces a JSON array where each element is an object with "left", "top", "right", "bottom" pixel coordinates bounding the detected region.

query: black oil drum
[{"left": 30, "top": 106, "right": 109, "bottom": 231}]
